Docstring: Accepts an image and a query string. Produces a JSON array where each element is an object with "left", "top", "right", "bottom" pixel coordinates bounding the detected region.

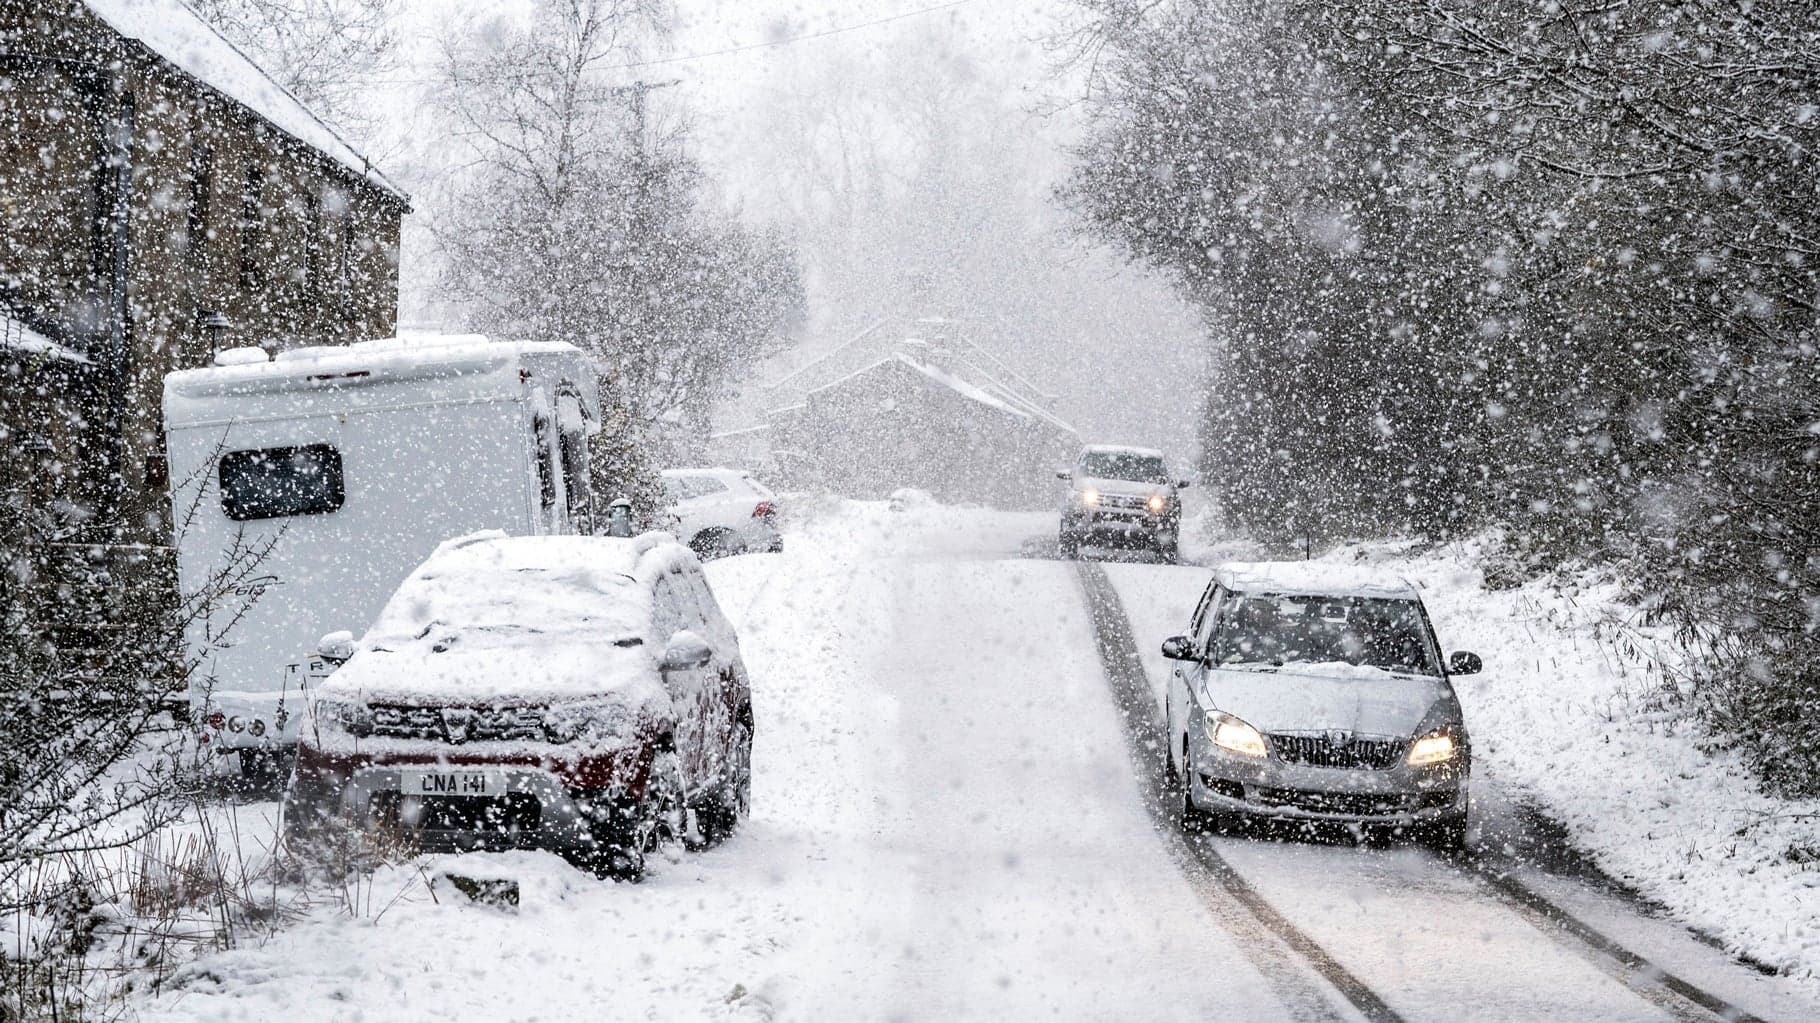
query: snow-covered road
[{"left": 135, "top": 504, "right": 1819, "bottom": 1022}]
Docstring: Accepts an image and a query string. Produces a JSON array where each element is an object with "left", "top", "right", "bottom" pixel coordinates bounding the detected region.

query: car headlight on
[
  {"left": 1146, "top": 494, "right": 1167, "bottom": 514},
  {"left": 1408, "top": 730, "right": 1458, "bottom": 765},
  {"left": 1079, "top": 488, "right": 1100, "bottom": 506},
  {"left": 1206, "top": 711, "right": 1268, "bottom": 758}
]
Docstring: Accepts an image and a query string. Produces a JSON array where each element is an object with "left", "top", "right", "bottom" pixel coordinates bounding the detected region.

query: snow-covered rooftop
[
  {"left": 1, "top": 309, "right": 92, "bottom": 365},
  {"left": 1214, "top": 561, "right": 1419, "bottom": 600},
  {"left": 1082, "top": 443, "right": 1165, "bottom": 459},
  {"left": 81, "top": 0, "right": 407, "bottom": 202},
  {"left": 324, "top": 532, "right": 673, "bottom": 706}
]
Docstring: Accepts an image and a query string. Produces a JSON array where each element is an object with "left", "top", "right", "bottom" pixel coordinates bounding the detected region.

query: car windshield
[
  {"left": 1213, "top": 595, "right": 1439, "bottom": 676},
  {"left": 1079, "top": 451, "right": 1168, "bottom": 484}
]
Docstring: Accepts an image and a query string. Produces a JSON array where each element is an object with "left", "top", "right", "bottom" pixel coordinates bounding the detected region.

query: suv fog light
[
  {"left": 249, "top": 719, "right": 267, "bottom": 737},
  {"left": 227, "top": 716, "right": 245, "bottom": 733}
]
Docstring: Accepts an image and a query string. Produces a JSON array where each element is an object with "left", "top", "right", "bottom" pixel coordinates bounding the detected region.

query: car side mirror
[
  {"left": 660, "top": 630, "right": 713, "bottom": 672},
  {"left": 318, "top": 630, "right": 356, "bottom": 665},
  {"left": 1055, "top": 470, "right": 1072, "bottom": 480},
  {"left": 1176, "top": 479, "right": 1193, "bottom": 489},
  {"left": 1161, "top": 635, "right": 1196, "bottom": 661},
  {"left": 1448, "top": 651, "right": 1482, "bottom": 676}
]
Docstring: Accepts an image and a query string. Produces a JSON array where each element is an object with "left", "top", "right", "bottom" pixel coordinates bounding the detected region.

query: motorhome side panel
[{"left": 170, "top": 395, "right": 536, "bottom": 747}]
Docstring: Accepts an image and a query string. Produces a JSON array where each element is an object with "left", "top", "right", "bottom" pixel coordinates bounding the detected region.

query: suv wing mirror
[
  {"left": 1161, "top": 635, "right": 1196, "bottom": 661},
  {"left": 660, "top": 630, "right": 713, "bottom": 672},
  {"left": 1055, "top": 470, "right": 1072, "bottom": 480},
  {"left": 318, "top": 630, "right": 356, "bottom": 665},
  {"left": 1447, "top": 650, "right": 1482, "bottom": 676},
  {"left": 1176, "top": 479, "right": 1193, "bottom": 489}
]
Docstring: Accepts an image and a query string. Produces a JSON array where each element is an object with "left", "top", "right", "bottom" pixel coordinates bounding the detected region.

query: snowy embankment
[{"left": 1116, "top": 529, "right": 1820, "bottom": 993}]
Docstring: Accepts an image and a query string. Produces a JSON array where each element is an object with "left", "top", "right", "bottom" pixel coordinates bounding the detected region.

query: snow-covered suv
[
  {"left": 282, "top": 531, "right": 754, "bottom": 879},
  {"left": 1058, "top": 445, "right": 1189, "bottom": 562},
  {"left": 660, "top": 467, "right": 783, "bottom": 559}
]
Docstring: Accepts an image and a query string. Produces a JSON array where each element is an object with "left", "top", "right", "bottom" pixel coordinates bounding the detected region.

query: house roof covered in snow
[
  {"left": 1, "top": 308, "right": 92, "bottom": 365},
  {"left": 80, "top": 0, "right": 408, "bottom": 203},
  {"left": 777, "top": 319, "right": 1077, "bottom": 438}
]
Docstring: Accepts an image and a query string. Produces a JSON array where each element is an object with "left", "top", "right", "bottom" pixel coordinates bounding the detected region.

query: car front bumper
[
  {"left": 289, "top": 746, "right": 651, "bottom": 852},
  {"left": 1187, "top": 732, "right": 1468, "bottom": 826},
  {"left": 1062, "top": 509, "right": 1177, "bottom": 540}
]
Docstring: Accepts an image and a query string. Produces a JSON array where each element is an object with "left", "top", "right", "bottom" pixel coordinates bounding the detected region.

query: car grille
[
  {"left": 370, "top": 704, "right": 546, "bottom": 744},
  {"left": 1270, "top": 733, "right": 1406, "bottom": 770},
  {"left": 1251, "top": 787, "right": 1415, "bottom": 817},
  {"left": 1099, "top": 493, "right": 1153, "bottom": 511}
]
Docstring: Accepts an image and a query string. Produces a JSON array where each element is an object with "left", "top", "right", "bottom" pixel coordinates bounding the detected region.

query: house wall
[
  {"left": 780, "top": 359, "right": 1069, "bottom": 508},
  {"left": 0, "top": 1, "right": 405, "bottom": 541}
]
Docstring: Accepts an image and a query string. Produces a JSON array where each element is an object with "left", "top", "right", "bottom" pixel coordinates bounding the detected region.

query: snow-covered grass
[{"left": 1139, "top": 527, "right": 1820, "bottom": 993}]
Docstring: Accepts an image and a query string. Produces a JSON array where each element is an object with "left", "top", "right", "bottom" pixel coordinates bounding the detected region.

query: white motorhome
[{"left": 163, "top": 336, "right": 600, "bottom": 779}]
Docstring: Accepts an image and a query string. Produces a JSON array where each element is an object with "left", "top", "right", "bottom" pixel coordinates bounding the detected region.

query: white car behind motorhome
[{"left": 163, "top": 336, "right": 601, "bottom": 781}]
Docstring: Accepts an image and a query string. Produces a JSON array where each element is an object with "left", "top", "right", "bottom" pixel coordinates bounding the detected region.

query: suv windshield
[
  {"left": 1213, "top": 594, "right": 1439, "bottom": 676},
  {"left": 1079, "top": 451, "right": 1168, "bottom": 484}
]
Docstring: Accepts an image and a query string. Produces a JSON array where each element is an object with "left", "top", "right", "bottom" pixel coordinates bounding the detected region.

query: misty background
[{"left": 368, "top": 0, "right": 1203, "bottom": 463}]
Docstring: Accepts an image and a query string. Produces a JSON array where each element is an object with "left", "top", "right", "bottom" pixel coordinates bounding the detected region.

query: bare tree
[
  {"left": 431, "top": 0, "right": 804, "bottom": 500},
  {"left": 186, "top": 0, "right": 401, "bottom": 141}
]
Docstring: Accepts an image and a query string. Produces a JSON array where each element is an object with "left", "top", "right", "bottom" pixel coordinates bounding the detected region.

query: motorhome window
[{"left": 219, "top": 445, "right": 344, "bottom": 520}]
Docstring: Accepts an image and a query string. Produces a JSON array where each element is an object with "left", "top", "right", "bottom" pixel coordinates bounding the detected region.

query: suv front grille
[
  {"left": 1270, "top": 733, "right": 1406, "bottom": 770},
  {"left": 370, "top": 704, "right": 546, "bottom": 744},
  {"left": 1098, "top": 493, "right": 1153, "bottom": 511}
]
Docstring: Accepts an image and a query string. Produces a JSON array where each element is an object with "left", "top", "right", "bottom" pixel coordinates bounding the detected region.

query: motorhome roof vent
[
  {"left": 273, "top": 346, "right": 347, "bottom": 362},
  {"left": 212, "top": 346, "right": 269, "bottom": 367}
]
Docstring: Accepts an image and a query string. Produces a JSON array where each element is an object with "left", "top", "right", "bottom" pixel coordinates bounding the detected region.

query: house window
[
  {"left": 187, "top": 140, "right": 212, "bottom": 263},
  {"left": 238, "top": 163, "right": 264, "bottom": 289},
  {"left": 339, "top": 213, "right": 356, "bottom": 293},
  {"left": 305, "top": 190, "right": 322, "bottom": 295}
]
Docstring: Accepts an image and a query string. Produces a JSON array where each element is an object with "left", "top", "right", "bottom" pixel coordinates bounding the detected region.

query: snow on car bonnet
[
  {"left": 1215, "top": 561, "right": 1418, "bottom": 600},
  {"left": 320, "top": 533, "right": 667, "bottom": 706}
]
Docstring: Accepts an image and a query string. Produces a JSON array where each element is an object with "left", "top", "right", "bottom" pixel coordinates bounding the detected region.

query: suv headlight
[
  {"left": 1079, "top": 488, "right": 1100, "bottom": 506},
  {"left": 1408, "top": 730, "right": 1458, "bottom": 765},
  {"left": 1206, "top": 711, "right": 1267, "bottom": 758},
  {"left": 1147, "top": 494, "right": 1167, "bottom": 513},
  {"left": 313, "top": 697, "right": 373, "bottom": 738},
  {"left": 542, "top": 700, "right": 633, "bottom": 746}
]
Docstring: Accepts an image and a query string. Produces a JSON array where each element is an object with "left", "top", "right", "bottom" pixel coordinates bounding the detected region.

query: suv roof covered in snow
[{"left": 1214, "top": 561, "right": 1420, "bottom": 601}]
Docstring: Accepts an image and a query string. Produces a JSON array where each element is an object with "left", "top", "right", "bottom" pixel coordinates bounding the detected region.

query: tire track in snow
[
  {"left": 1076, "top": 558, "right": 1780, "bottom": 1023},
  {"left": 1073, "top": 560, "right": 1397, "bottom": 1023}
]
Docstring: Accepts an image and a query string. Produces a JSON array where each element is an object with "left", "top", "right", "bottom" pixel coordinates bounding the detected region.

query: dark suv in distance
[{"left": 1057, "top": 445, "right": 1190, "bottom": 562}]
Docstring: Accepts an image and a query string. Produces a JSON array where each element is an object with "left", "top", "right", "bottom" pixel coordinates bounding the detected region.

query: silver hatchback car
[{"left": 1162, "top": 562, "right": 1481, "bottom": 849}]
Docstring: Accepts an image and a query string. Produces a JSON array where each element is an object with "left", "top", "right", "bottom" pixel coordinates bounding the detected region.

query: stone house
[{"left": 0, "top": 0, "right": 409, "bottom": 546}]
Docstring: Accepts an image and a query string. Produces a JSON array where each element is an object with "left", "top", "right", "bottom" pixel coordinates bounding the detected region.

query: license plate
[{"left": 398, "top": 768, "right": 506, "bottom": 798}]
